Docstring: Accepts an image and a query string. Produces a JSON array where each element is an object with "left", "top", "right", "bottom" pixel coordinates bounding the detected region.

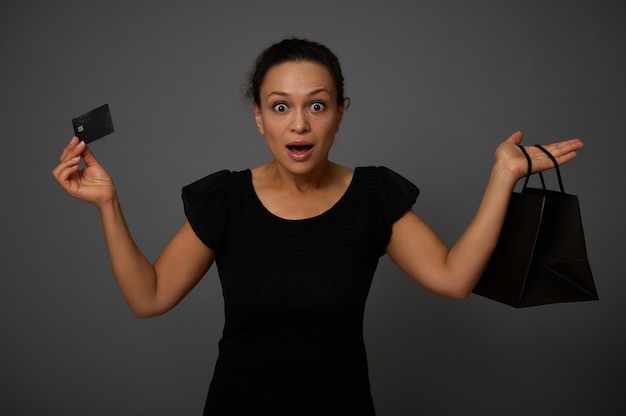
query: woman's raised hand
[
  {"left": 494, "top": 131, "right": 585, "bottom": 181},
  {"left": 52, "top": 137, "right": 117, "bottom": 208}
]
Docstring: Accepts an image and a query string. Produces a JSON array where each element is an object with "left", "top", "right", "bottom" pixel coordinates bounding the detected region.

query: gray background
[{"left": 1, "top": 0, "right": 624, "bottom": 414}]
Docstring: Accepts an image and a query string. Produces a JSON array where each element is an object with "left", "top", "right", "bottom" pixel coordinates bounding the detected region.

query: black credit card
[{"left": 72, "top": 104, "right": 114, "bottom": 143}]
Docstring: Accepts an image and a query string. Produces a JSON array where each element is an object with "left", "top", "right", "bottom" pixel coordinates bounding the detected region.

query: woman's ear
[
  {"left": 253, "top": 102, "right": 264, "bottom": 135},
  {"left": 336, "top": 99, "right": 346, "bottom": 132}
]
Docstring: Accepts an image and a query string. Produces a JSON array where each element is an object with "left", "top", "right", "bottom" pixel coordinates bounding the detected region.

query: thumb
[
  {"left": 79, "top": 142, "right": 101, "bottom": 167},
  {"left": 505, "top": 131, "right": 524, "bottom": 145}
]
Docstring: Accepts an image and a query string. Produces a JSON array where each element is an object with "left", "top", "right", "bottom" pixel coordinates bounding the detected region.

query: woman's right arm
[{"left": 53, "top": 137, "right": 214, "bottom": 318}]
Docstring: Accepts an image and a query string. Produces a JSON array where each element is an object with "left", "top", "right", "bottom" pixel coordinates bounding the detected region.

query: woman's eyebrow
[
  {"left": 265, "top": 88, "right": 331, "bottom": 100},
  {"left": 307, "top": 88, "right": 331, "bottom": 97}
]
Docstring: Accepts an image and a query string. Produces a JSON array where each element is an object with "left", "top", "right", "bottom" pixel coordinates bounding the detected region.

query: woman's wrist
[
  {"left": 490, "top": 159, "right": 520, "bottom": 190},
  {"left": 97, "top": 190, "right": 120, "bottom": 213}
]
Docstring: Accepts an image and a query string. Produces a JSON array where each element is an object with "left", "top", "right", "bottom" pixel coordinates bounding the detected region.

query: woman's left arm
[{"left": 386, "top": 131, "right": 584, "bottom": 300}]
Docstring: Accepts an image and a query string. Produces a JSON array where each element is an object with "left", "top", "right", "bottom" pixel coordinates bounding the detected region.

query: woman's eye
[
  {"left": 311, "top": 102, "right": 326, "bottom": 112},
  {"left": 272, "top": 103, "right": 288, "bottom": 112}
]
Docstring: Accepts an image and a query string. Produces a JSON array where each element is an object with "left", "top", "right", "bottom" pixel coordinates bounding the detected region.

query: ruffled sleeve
[
  {"left": 181, "top": 170, "right": 231, "bottom": 252},
  {"left": 376, "top": 166, "right": 419, "bottom": 249}
]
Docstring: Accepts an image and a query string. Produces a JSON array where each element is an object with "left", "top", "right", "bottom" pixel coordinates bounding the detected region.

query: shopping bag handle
[{"left": 516, "top": 144, "right": 565, "bottom": 194}]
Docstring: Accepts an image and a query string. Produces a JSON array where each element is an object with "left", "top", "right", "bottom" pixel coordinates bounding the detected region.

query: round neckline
[{"left": 245, "top": 167, "right": 360, "bottom": 223}]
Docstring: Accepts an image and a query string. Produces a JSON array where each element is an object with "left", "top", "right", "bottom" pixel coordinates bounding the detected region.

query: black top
[{"left": 182, "top": 166, "right": 419, "bottom": 415}]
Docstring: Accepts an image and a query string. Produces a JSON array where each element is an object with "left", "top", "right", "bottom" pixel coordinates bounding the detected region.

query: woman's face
[{"left": 253, "top": 60, "right": 344, "bottom": 175}]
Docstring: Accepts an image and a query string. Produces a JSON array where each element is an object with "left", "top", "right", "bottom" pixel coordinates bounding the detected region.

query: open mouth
[
  {"left": 286, "top": 143, "right": 314, "bottom": 160},
  {"left": 287, "top": 144, "right": 313, "bottom": 153}
]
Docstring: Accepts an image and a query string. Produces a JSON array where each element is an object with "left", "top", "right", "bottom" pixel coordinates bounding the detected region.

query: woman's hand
[
  {"left": 387, "top": 130, "right": 586, "bottom": 299},
  {"left": 52, "top": 137, "right": 116, "bottom": 208},
  {"left": 494, "top": 131, "right": 585, "bottom": 182}
]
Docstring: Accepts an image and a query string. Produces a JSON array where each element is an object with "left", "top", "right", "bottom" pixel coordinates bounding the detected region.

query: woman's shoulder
[
  {"left": 355, "top": 166, "right": 416, "bottom": 186},
  {"left": 182, "top": 169, "right": 250, "bottom": 194},
  {"left": 354, "top": 165, "right": 419, "bottom": 205}
]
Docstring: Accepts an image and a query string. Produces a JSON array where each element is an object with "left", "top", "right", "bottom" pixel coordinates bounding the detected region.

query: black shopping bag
[{"left": 473, "top": 144, "right": 598, "bottom": 307}]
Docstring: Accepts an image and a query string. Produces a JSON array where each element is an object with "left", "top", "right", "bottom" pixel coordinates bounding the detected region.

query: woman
[{"left": 52, "top": 38, "right": 584, "bottom": 415}]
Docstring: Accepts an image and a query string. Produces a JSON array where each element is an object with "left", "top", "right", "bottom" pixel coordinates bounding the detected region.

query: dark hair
[{"left": 245, "top": 38, "right": 346, "bottom": 107}]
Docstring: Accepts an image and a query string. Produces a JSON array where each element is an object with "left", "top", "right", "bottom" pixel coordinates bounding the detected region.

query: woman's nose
[{"left": 290, "top": 110, "right": 310, "bottom": 134}]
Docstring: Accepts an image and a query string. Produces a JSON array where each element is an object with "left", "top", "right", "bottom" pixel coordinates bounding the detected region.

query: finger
[
  {"left": 53, "top": 155, "right": 81, "bottom": 179},
  {"left": 60, "top": 137, "right": 87, "bottom": 166},
  {"left": 59, "top": 136, "right": 80, "bottom": 161},
  {"left": 525, "top": 143, "right": 583, "bottom": 174},
  {"left": 52, "top": 156, "right": 81, "bottom": 189},
  {"left": 539, "top": 138, "right": 584, "bottom": 164},
  {"left": 79, "top": 142, "right": 100, "bottom": 167},
  {"left": 550, "top": 138, "right": 584, "bottom": 157}
]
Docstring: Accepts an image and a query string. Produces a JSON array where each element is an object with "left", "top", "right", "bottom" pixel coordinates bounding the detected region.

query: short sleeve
[
  {"left": 376, "top": 166, "right": 419, "bottom": 248},
  {"left": 181, "top": 170, "right": 231, "bottom": 251}
]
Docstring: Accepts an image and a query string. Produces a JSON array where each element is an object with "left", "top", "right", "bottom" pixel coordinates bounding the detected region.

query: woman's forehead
[{"left": 261, "top": 61, "right": 336, "bottom": 97}]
